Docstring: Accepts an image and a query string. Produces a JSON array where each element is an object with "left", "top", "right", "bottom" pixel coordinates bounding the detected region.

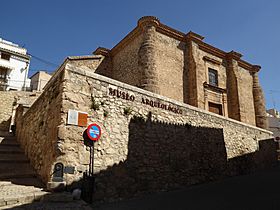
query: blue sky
[{"left": 1, "top": 0, "right": 279, "bottom": 110}]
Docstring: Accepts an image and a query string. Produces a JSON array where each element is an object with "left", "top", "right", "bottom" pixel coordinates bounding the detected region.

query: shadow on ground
[{"left": 94, "top": 162, "right": 280, "bottom": 210}]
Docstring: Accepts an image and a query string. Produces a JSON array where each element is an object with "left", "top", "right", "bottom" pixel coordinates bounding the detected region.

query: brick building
[{"left": 61, "top": 16, "right": 268, "bottom": 130}]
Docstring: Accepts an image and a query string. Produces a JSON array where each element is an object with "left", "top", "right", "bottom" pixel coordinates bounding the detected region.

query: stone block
[{"left": 0, "top": 199, "right": 6, "bottom": 207}]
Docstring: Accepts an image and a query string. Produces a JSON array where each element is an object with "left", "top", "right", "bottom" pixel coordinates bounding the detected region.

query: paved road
[{"left": 94, "top": 164, "right": 280, "bottom": 210}]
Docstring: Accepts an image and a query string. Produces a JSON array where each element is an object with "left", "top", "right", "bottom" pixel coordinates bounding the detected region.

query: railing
[{"left": 0, "top": 58, "right": 14, "bottom": 70}]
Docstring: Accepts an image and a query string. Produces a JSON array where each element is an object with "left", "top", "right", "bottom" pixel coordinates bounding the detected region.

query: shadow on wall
[
  {"left": 91, "top": 113, "right": 276, "bottom": 203},
  {"left": 0, "top": 117, "right": 11, "bottom": 132},
  {"left": 3, "top": 114, "right": 278, "bottom": 208}
]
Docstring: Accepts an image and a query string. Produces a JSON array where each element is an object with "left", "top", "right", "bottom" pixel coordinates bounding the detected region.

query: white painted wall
[
  {"left": 6, "top": 56, "right": 29, "bottom": 90},
  {"left": 267, "top": 109, "right": 280, "bottom": 138},
  {"left": 0, "top": 38, "right": 30, "bottom": 91}
]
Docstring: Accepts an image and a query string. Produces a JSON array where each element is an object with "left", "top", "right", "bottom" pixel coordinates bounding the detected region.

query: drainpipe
[{"left": 22, "top": 61, "right": 29, "bottom": 91}]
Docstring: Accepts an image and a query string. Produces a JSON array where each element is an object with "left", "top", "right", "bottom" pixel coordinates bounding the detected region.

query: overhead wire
[{"left": 27, "top": 53, "right": 59, "bottom": 68}]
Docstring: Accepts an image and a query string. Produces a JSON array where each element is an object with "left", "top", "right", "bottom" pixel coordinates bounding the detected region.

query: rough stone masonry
[{"left": 15, "top": 59, "right": 277, "bottom": 202}]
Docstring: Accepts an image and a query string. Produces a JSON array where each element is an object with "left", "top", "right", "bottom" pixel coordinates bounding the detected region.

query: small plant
[
  {"left": 103, "top": 110, "right": 109, "bottom": 118},
  {"left": 91, "top": 97, "right": 100, "bottom": 111},
  {"left": 124, "top": 107, "right": 132, "bottom": 115}
]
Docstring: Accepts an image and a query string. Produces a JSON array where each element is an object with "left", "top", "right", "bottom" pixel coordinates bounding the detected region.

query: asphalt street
[{"left": 94, "top": 164, "right": 280, "bottom": 210}]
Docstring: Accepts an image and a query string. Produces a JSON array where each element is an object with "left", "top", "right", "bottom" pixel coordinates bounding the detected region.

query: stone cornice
[
  {"left": 0, "top": 47, "right": 30, "bottom": 61},
  {"left": 203, "top": 56, "right": 221, "bottom": 65},
  {"left": 92, "top": 47, "right": 110, "bottom": 57},
  {"left": 157, "top": 23, "right": 185, "bottom": 41},
  {"left": 197, "top": 41, "right": 227, "bottom": 59},
  {"left": 185, "top": 31, "right": 204, "bottom": 41},
  {"left": 203, "top": 82, "right": 227, "bottom": 93},
  {"left": 110, "top": 27, "right": 142, "bottom": 56},
  {"left": 226, "top": 51, "right": 242, "bottom": 60},
  {"left": 68, "top": 55, "right": 103, "bottom": 60}
]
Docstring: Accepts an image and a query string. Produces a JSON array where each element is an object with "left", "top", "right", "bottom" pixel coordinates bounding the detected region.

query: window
[
  {"left": 208, "top": 68, "right": 218, "bottom": 86},
  {"left": 0, "top": 68, "right": 7, "bottom": 80},
  {"left": 1, "top": 53, "right": 10, "bottom": 61},
  {"left": 208, "top": 102, "right": 223, "bottom": 115}
]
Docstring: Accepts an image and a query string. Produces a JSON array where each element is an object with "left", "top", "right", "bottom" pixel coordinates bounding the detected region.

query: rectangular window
[
  {"left": 0, "top": 68, "right": 7, "bottom": 79},
  {"left": 1, "top": 53, "right": 10, "bottom": 61},
  {"left": 208, "top": 68, "right": 218, "bottom": 86},
  {"left": 208, "top": 102, "right": 223, "bottom": 115}
]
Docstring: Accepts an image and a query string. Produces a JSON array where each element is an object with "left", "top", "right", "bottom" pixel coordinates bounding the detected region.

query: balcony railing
[{"left": 0, "top": 58, "right": 14, "bottom": 70}]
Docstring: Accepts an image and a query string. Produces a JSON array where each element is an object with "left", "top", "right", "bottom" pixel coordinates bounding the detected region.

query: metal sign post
[{"left": 81, "top": 123, "right": 101, "bottom": 203}]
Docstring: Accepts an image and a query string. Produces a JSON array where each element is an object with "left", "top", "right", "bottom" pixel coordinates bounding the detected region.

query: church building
[{"left": 73, "top": 16, "right": 267, "bottom": 129}]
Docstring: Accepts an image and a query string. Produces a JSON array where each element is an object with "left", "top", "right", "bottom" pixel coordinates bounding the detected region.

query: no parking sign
[{"left": 86, "top": 123, "right": 101, "bottom": 141}]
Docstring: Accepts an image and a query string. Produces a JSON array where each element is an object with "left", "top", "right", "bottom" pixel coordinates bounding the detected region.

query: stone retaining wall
[
  {"left": 15, "top": 69, "right": 64, "bottom": 183},
  {"left": 0, "top": 91, "right": 40, "bottom": 131},
  {"left": 15, "top": 62, "right": 277, "bottom": 202},
  {"left": 62, "top": 64, "right": 276, "bottom": 201}
]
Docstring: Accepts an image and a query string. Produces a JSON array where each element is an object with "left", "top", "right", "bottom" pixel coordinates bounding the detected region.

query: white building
[
  {"left": 30, "top": 71, "right": 52, "bottom": 91},
  {"left": 0, "top": 38, "right": 30, "bottom": 91},
  {"left": 267, "top": 109, "right": 280, "bottom": 138}
]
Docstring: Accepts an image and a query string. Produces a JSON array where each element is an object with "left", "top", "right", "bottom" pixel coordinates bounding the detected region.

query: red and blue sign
[{"left": 87, "top": 123, "right": 101, "bottom": 141}]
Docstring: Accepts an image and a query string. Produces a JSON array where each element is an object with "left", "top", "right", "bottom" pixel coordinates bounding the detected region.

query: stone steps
[
  {"left": 0, "top": 190, "right": 91, "bottom": 210},
  {"left": 0, "top": 133, "right": 47, "bottom": 209},
  {"left": 0, "top": 133, "right": 92, "bottom": 209},
  {"left": 3, "top": 177, "right": 44, "bottom": 188},
  {"left": 0, "top": 145, "right": 23, "bottom": 153},
  {"left": 0, "top": 183, "right": 49, "bottom": 209},
  {"left": 0, "top": 154, "right": 29, "bottom": 162},
  {"left": 0, "top": 162, "right": 37, "bottom": 179},
  {"left": 0, "top": 136, "right": 19, "bottom": 145}
]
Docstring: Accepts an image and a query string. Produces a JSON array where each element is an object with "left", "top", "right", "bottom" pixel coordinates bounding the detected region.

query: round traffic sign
[{"left": 87, "top": 123, "right": 101, "bottom": 141}]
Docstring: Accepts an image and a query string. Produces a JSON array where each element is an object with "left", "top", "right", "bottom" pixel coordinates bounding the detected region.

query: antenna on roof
[{"left": 269, "top": 90, "right": 280, "bottom": 109}]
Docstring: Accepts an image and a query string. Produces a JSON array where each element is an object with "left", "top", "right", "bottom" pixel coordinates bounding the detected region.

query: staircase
[
  {"left": 0, "top": 132, "right": 48, "bottom": 208},
  {"left": 0, "top": 132, "right": 91, "bottom": 209}
]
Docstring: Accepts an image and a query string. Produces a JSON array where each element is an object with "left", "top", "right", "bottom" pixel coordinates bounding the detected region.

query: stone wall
[
  {"left": 156, "top": 32, "right": 184, "bottom": 102},
  {"left": 0, "top": 91, "right": 40, "bottom": 131},
  {"left": 112, "top": 34, "right": 143, "bottom": 87},
  {"left": 15, "top": 68, "right": 64, "bottom": 183},
  {"left": 100, "top": 16, "right": 267, "bottom": 128},
  {"left": 14, "top": 62, "right": 276, "bottom": 202},
  {"left": 61, "top": 65, "right": 276, "bottom": 202},
  {"left": 237, "top": 66, "right": 256, "bottom": 125}
]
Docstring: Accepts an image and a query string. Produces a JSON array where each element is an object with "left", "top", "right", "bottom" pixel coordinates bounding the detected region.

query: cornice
[
  {"left": 92, "top": 47, "right": 110, "bottom": 57},
  {"left": 0, "top": 47, "right": 30, "bottom": 61},
  {"left": 110, "top": 27, "right": 142, "bottom": 56},
  {"left": 197, "top": 41, "right": 226, "bottom": 58},
  {"left": 157, "top": 23, "right": 185, "bottom": 41},
  {"left": 203, "top": 56, "right": 221, "bottom": 65},
  {"left": 185, "top": 31, "right": 204, "bottom": 41},
  {"left": 67, "top": 55, "right": 103, "bottom": 60},
  {"left": 204, "top": 82, "right": 227, "bottom": 93}
]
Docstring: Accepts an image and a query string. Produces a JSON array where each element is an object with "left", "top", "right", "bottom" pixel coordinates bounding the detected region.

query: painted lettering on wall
[
  {"left": 108, "top": 87, "right": 135, "bottom": 102},
  {"left": 108, "top": 87, "right": 182, "bottom": 114},
  {"left": 141, "top": 98, "right": 182, "bottom": 114}
]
